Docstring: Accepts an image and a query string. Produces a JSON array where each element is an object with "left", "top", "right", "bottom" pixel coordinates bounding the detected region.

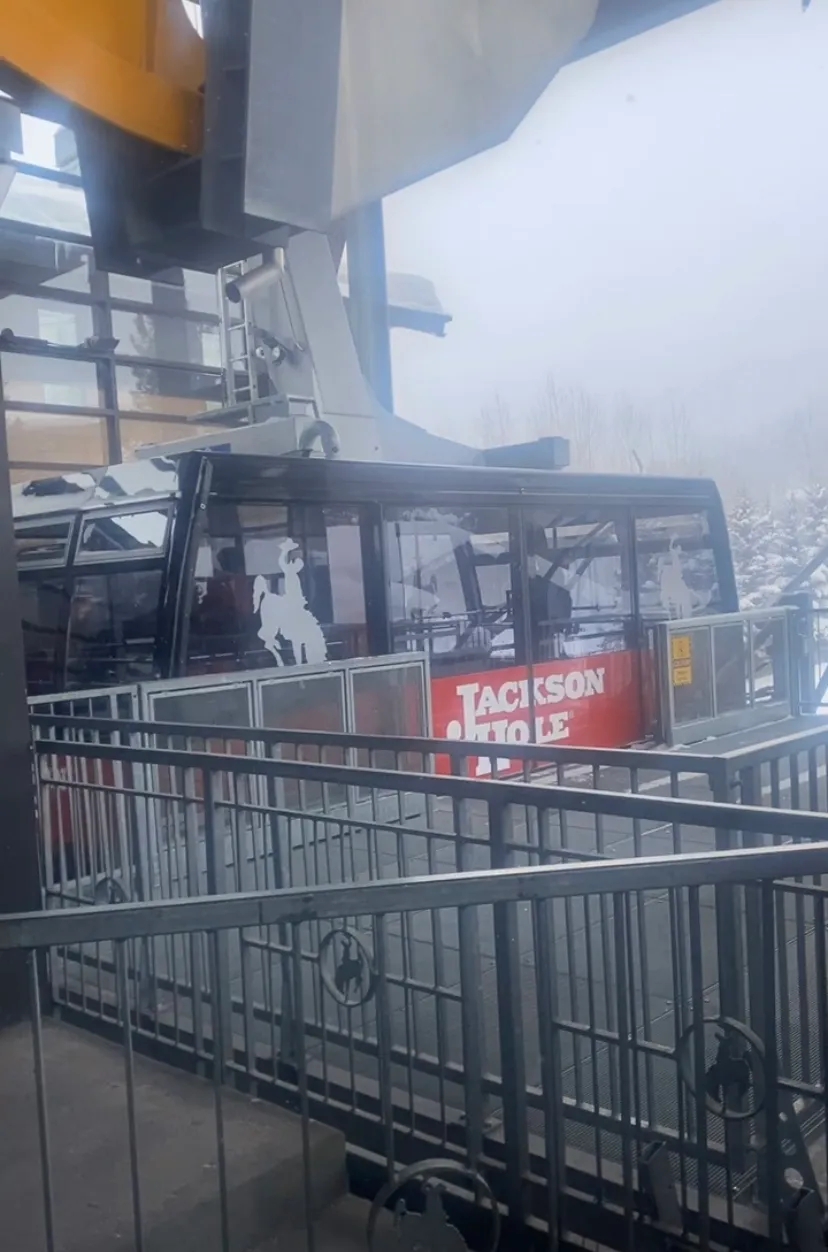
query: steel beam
[{"left": 0, "top": 360, "right": 44, "bottom": 1026}]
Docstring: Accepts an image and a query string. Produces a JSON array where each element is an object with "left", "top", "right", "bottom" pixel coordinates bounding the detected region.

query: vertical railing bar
[
  {"left": 491, "top": 800, "right": 529, "bottom": 1224},
  {"left": 208, "top": 930, "right": 232, "bottom": 1252},
  {"left": 593, "top": 768, "right": 618, "bottom": 1114},
  {"left": 774, "top": 886, "right": 792, "bottom": 1078},
  {"left": 373, "top": 911, "right": 396, "bottom": 1178},
  {"left": 29, "top": 951, "right": 57, "bottom": 1252},
  {"left": 116, "top": 939, "right": 145, "bottom": 1252},
  {"left": 667, "top": 886, "right": 688, "bottom": 1219},
  {"left": 814, "top": 892, "right": 828, "bottom": 1197},
  {"left": 426, "top": 821, "right": 449, "bottom": 1146},
  {"left": 289, "top": 925, "right": 316, "bottom": 1252},
  {"left": 688, "top": 886, "right": 710, "bottom": 1247},
  {"left": 183, "top": 766, "right": 205, "bottom": 1065},
  {"left": 532, "top": 896, "right": 564, "bottom": 1250},
  {"left": 629, "top": 768, "right": 654, "bottom": 1123},
  {"left": 456, "top": 794, "right": 485, "bottom": 1173},
  {"left": 789, "top": 752, "right": 801, "bottom": 812},
  {"left": 557, "top": 770, "right": 583, "bottom": 1107},
  {"left": 623, "top": 881, "right": 644, "bottom": 1150},
  {"left": 204, "top": 771, "right": 234, "bottom": 1083},
  {"left": 612, "top": 893, "right": 635, "bottom": 1251},
  {"left": 580, "top": 888, "right": 604, "bottom": 1203},
  {"left": 761, "top": 880, "right": 782, "bottom": 1247}
]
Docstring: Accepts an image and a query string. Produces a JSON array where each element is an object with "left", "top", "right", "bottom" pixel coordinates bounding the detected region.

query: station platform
[{"left": 0, "top": 1016, "right": 353, "bottom": 1252}]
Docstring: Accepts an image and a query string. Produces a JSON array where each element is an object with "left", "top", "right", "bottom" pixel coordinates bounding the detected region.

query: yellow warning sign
[
  {"left": 671, "top": 634, "right": 692, "bottom": 663},
  {"left": 672, "top": 663, "right": 693, "bottom": 687}
]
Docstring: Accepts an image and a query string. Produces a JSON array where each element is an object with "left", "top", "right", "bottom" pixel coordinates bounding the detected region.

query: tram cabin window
[
  {"left": 78, "top": 509, "right": 171, "bottom": 558},
  {"left": 65, "top": 570, "right": 164, "bottom": 689},
  {"left": 635, "top": 509, "right": 720, "bottom": 620},
  {"left": 186, "top": 501, "right": 368, "bottom": 673},
  {"left": 384, "top": 507, "right": 514, "bottom": 671},
  {"left": 524, "top": 509, "right": 631, "bottom": 660},
  {"left": 20, "top": 579, "right": 69, "bottom": 695},
  {"left": 15, "top": 517, "right": 73, "bottom": 567}
]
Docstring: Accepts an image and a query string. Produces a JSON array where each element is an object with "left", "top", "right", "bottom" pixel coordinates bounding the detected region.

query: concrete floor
[{"left": 0, "top": 1017, "right": 346, "bottom": 1252}]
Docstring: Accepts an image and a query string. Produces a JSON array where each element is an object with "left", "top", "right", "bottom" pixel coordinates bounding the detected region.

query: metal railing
[
  {"left": 5, "top": 838, "right": 828, "bottom": 1251},
  {"left": 28, "top": 651, "right": 432, "bottom": 746},
  {"left": 655, "top": 607, "right": 797, "bottom": 745}
]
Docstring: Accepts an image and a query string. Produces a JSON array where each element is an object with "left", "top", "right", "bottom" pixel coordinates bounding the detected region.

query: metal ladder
[{"left": 217, "top": 259, "right": 260, "bottom": 407}]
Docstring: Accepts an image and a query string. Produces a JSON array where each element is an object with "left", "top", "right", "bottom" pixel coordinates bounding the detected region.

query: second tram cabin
[{"left": 15, "top": 451, "right": 737, "bottom": 765}]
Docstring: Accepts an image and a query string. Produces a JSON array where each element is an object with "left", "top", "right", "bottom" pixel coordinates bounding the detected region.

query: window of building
[
  {"left": 6, "top": 410, "right": 107, "bottom": 467},
  {"left": 2, "top": 354, "right": 100, "bottom": 411},
  {"left": 19, "top": 578, "right": 69, "bottom": 694},
  {"left": 635, "top": 509, "right": 720, "bottom": 621},
  {"left": 187, "top": 502, "right": 368, "bottom": 673},
  {"left": 65, "top": 570, "right": 163, "bottom": 689},
  {"left": 110, "top": 309, "right": 221, "bottom": 369},
  {"left": 115, "top": 363, "right": 223, "bottom": 417},
  {"left": 384, "top": 506, "right": 514, "bottom": 670},
  {"left": 524, "top": 509, "right": 631, "bottom": 660}
]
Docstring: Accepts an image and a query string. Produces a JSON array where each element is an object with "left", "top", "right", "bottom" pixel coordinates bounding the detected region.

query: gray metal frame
[
  {"left": 6, "top": 823, "right": 828, "bottom": 1251},
  {"left": 656, "top": 607, "right": 796, "bottom": 745}
]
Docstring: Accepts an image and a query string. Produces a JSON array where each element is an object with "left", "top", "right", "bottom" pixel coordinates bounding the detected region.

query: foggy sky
[{"left": 384, "top": 0, "right": 828, "bottom": 470}]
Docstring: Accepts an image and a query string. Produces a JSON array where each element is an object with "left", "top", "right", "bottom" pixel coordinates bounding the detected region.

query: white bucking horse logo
[{"left": 252, "top": 538, "right": 328, "bottom": 666}]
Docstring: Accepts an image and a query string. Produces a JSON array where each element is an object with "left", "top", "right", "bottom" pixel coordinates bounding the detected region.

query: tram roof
[{"left": 12, "top": 451, "right": 723, "bottom": 521}]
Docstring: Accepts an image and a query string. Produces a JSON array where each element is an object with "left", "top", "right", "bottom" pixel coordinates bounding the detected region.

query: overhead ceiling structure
[{"left": 0, "top": 0, "right": 720, "bottom": 276}]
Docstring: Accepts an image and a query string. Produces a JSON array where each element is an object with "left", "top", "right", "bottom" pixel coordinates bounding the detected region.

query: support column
[
  {"left": 344, "top": 200, "right": 394, "bottom": 413},
  {"left": 0, "top": 360, "right": 43, "bottom": 1026}
]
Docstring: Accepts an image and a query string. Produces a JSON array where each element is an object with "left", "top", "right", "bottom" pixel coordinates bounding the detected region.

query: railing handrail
[
  {"left": 29, "top": 711, "right": 721, "bottom": 776},
  {"left": 30, "top": 731, "right": 828, "bottom": 844},
  {"left": 4, "top": 840, "right": 828, "bottom": 950},
  {"left": 660, "top": 605, "right": 794, "bottom": 632}
]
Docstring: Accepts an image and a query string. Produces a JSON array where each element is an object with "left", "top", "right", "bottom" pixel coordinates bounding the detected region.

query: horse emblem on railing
[{"left": 318, "top": 926, "right": 377, "bottom": 1008}]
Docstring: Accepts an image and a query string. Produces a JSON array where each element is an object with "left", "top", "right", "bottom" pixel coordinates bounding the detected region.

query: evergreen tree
[
  {"left": 801, "top": 482, "right": 828, "bottom": 602},
  {"left": 728, "top": 494, "right": 774, "bottom": 608},
  {"left": 775, "top": 492, "right": 806, "bottom": 588}
]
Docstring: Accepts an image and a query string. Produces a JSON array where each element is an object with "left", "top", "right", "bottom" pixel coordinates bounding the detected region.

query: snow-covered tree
[
  {"left": 801, "top": 482, "right": 828, "bottom": 602},
  {"left": 727, "top": 494, "right": 780, "bottom": 608}
]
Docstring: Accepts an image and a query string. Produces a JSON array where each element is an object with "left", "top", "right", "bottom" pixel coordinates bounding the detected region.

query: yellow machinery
[{"left": 0, "top": 0, "right": 717, "bottom": 273}]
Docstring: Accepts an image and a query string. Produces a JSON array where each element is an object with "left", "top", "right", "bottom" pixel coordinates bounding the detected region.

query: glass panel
[
  {"left": 671, "top": 626, "right": 714, "bottom": 724},
  {"left": 636, "top": 509, "right": 721, "bottom": 620},
  {"left": 19, "top": 578, "right": 69, "bottom": 695},
  {"left": 260, "top": 672, "right": 347, "bottom": 810},
  {"left": 384, "top": 506, "right": 515, "bottom": 673},
  {"left": 42, "top": 245, "right": 92, "bottom": 292},
  {"left": 524, "top": 508, "right": 631, "bottom": 661},
  {"left": 0, "top": 294, "right": 93, "bottom": 343},
  {"left": 186, "top": 502, "right": 368, "bottom": 674},
  {"left": 79, "top": 509, "right": 170, "bottom": 558},
  {"left": 352, "top": 663, "right": 428, "bottom": 773},
  {"left": 115, "top": 363, "right": 223, "bottom": 416},
  {"left": 151, "top": 685, "right": 252, "bottom": 728},
  {"left": 712, "top": 621, "right": 748, "bottom": 715},
  {"left": 751, "top": 615, "right": 790, "bottom": 707},
  {"left": 65, "top": 570, "right": 163, "bottom": 688},
  {"left": 2, "top": 355, "right": 100, "bottom": 410},
  {"left": 0, "top": 172, "right": 90, "bottom": 234},
  {"left": 118, "top": 417, "right": 219, "bottom": 460},
  {"left": 111, "top": 309, "right": 221, "bottom": 368},
  {"left": 6, "top": 410, "right": 107, "bottom": 465},
  {"left": 0, "top": 225, "right": 90, "bottom": 291},
  {"left": 16, "top": 517, "right": 73, "bottom": 565},
  {"left": 352, "top": 664, "right": 427, "bottom": 738},
  {"left": 108, "top": 269, "right": 219, "bottom": 315}
]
